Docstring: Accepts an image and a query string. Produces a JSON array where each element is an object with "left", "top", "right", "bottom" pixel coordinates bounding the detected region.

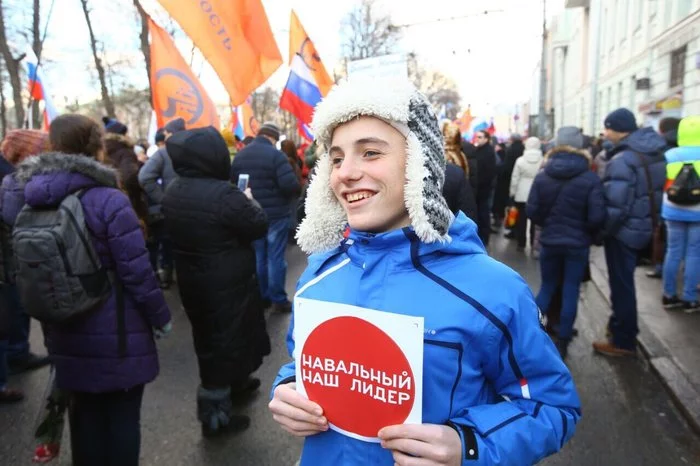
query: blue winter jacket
[
  {"left": 661, "top": 145, "right": 700, "bottom": 222},
  {"left": 527, "top": 147, "right": 606, "bottom": 248},
  {"left": 230, "top": 136, "right": 301, "bottom": 221},
  {"left": 273, "top": 213, "right": 581, "bottom": 466},
  {"left": 602, "top": 127, "right": 666, "bottom": 249}
]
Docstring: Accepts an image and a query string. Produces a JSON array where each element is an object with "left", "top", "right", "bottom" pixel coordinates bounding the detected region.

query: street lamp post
[{"left": 538, "top": 0, "right": 548, "bottom": 139}]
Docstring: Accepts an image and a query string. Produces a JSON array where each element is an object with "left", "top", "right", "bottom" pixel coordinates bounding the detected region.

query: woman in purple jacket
[{"left": 1, "top": 114, "right": 171, "bottom": 466}]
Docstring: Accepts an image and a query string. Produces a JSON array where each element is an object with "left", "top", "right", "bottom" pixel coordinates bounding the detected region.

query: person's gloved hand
[{"left": 154, "top": 321, "right": 172, "bottom": 340}]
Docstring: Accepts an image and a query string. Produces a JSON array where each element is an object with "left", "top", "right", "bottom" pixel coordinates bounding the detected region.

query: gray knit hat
[{"left": 296, "top": 77, "right": 454, "bottom": 254}]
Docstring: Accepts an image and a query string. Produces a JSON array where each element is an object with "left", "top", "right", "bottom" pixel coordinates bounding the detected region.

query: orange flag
[
  {"left": 288, "top": 10, "right": 333, "bottom": 97},
  {"left": 157, "top": 0, "right": 282, "bottom": 106},
  {"left": 148, "top": 18, "right": 220, "bottom": 129}
]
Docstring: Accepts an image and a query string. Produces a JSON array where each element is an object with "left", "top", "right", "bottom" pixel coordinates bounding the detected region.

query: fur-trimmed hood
[
  {"left": 104, "top": 132, "right": 134, "bottom": 150},
  {"left": 15, "top": 152, "right": 118, "bottom": 208},
  {"left": 544, "top": 145, "right": 592, "bottom": 163},
  {"left": 296, "top": 77, "right": 454, "bottom": 254},
  {"left": 543, "top": 146, "right": 592, "bottom": 180}
]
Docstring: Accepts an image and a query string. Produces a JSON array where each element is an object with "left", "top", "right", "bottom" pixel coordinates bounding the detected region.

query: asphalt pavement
[{"left": 0, "top": 235, "right": 699, "bottom": 465}]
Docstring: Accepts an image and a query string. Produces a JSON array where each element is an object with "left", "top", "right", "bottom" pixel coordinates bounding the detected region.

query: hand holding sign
[
  {"left": 269, "top": 382, "right": 329, "bottom": 437},
  {"left": 378, "top": 424, "right": 462, "bottom": 466}
]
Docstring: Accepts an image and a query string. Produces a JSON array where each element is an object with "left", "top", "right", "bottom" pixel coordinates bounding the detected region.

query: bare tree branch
[
  {"left": 0, "top": 0, "right": 24, "bottom": 128},
  {"left": 29, "top": 0, "right": 41, "bottom": 127},
  {"left": 0, "top": 59, "right": 7, "bottom": 137},
  {"left": 408, "top": 54, "right": 461, "bottom": 119},
  {"left": 132, "top": 0, "right": 152, "bottom": 106},
  {"left": 79, "top": 0, "right": 116, "bottom": 117},
  {"left": 341, "top": 0, "right": 400, "bottom": 61}
]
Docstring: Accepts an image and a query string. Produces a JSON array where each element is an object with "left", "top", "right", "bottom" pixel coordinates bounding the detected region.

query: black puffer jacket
[
  {"left": 230, "top": 136, "right": 301, "bottom": 221},
  {"left": 443, "top": 163, "right": 477, "bottom": 222},
  {"left": 162, "top": 127, "right": 270, "bottom": 388}
]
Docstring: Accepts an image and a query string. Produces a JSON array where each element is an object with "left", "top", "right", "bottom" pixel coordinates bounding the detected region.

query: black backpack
[
  {"left": 667, "top": 163, "right": 700, "bottom": 206},
  {"left": 12, "top": 190, "right": 112, "bottom": 323}
]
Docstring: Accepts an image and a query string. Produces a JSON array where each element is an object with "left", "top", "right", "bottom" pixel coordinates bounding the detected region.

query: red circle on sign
[{"left": 301, "top": 316, "right": 415, "bottom": 438}]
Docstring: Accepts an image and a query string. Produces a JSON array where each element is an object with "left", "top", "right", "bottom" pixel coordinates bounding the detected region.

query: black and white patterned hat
[{"left": 296, "top": 77, "right": 454, "bottom": 254}]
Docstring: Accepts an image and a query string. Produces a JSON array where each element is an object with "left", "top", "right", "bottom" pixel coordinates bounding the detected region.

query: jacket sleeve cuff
[
  {"left": 277, "top": 375, "right": 296, "bottom": 386},
  {"left": 447, "top": 421, "right": 479, "bottom": 462}
]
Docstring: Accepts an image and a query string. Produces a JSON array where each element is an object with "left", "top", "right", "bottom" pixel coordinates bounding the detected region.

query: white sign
[
  {"left": 346, "top": 53, "right": 407, "bottom": 80},
  {"left": 294, "top": 297, "right": 424, "bottom": 442}
]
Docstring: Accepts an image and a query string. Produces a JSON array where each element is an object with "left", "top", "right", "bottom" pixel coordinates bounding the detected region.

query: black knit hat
[
  {"left": 164, "top": 117, "right": 186, "bottom": 134},
  {"left": 604, "top": 108, "right": 638, "bottom": 133}
]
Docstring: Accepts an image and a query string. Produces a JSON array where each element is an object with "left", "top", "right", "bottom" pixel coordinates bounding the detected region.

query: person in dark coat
[
  {"left": 138, "top": 118, "right": 184, "bottom": 289},
  {"left": 441, "top": 122, "right": 477, "bottom": 221},
  {"left": 460, "top": 139, "right": 479, "bottom": 194},
  {"left": 491, "top": 140, "right": 510, "bottom": 227},
  {"left": 230, "top": 122, "right": 301, "bottom": 312},
  {"left": 592, "top": 108, "right": 667, "bottom": 358},
  {"left": 0, "top": 130, "right": 52, "bottom": 404},
  {"left": 473, "top": 130, "right": 497, "bottom": 246},
  {"left": 162, "top": 126, "right": 270, "bottom": 437},
  {"left": 2, "top": 114, "right": 171, "bottom": 465},
  {"left": 0, "top": 153, "right": 20, "bottom": 403},
  {"left": 443, "top": 163, "right": 477, "bottom": 222},
  {"left": 103, "top": 128, "right": 149, "bottom": 227},
  {"left": 527, "top": 127, "right": 606, "bottom": 358}
]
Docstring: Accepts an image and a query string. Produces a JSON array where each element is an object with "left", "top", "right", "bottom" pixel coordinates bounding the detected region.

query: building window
[
  {"left": 669, "top": 45, "right": 687, "bottom": 88},
  {"left": 634, "top": 0, "right": 643, "bottom": 30},
  {"left": 664, "top": 0, "right": 673, "bottom": 27},
  {"left": 678, "top": 0, "right": 692, "bottom": 19},
  {"left": 618, "top": 82, "right": 623, "bottom": 107},
  {"left": 620, "top": 0, "right": 629, "bottom": 40}
]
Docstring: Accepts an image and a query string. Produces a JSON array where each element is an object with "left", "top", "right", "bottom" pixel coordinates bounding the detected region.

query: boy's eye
[
  {"left": 364, "top": 150, "right": 380, "bottom": 157},
  {"left": 331, "top": 157, "right": 343, "bottom": 166}
]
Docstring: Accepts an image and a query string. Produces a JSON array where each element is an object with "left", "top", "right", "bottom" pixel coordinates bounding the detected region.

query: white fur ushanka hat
[{"left": 295, "top": 77, "right": 454, "bottom": 254}]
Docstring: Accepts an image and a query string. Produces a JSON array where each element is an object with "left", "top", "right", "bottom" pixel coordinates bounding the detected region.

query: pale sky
[{"left": 35, "top": 0, "right": 564, "bottom": 117}]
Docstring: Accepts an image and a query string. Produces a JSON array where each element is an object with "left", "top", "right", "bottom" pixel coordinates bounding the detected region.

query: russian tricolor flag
[
  {"left": 25, "top": 49, "right": 58, "bottom": 129},
  {"left": 231, "top": 100, "right": 259, "bottom": 140},
  {"left": 279, "top": 10, "right": 333, "bottom": 142}
]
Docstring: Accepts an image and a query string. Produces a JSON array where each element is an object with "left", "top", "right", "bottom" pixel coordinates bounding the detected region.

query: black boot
[
  {"left": 197, "top": 386, "right": 250, "bottom": 438},
  {"left": 555, "top": 339, "right": 570, "bottom": 359},
  {"left": 231, "top": 377, "right": 261, "bottom": 405}
]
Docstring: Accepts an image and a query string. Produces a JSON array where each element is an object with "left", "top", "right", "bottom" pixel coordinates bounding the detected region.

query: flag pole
[{"left": 24, "top": 0, "right": 57, "bottom": 129}]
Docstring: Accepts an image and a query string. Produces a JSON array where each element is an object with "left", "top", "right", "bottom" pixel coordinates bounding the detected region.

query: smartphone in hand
[{"left": 237, "top": 174, "right": 249, "bottom": 192}]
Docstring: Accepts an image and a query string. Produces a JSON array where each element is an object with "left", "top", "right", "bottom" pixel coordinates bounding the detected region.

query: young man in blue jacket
[
  {"left": 269, "top": 78, "right": 581, "bottom": 465},
  {"left": 592, "top": 108, "right": 666, "bottom": 357}
]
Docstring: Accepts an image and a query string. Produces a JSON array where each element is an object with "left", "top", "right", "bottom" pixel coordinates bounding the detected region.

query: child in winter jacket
[{"left": 269, "top": 78, "right": 581, "bottom": 466}]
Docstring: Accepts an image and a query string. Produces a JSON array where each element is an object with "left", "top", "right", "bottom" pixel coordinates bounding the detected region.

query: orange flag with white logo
[
  {"left": 148, "top": 18, "right": 220, "bottom": 129},
  {"left": 288, "top": 10, "right": 333, "bottom": 97},
  {"left": 157, "top": 0, "right": 282, "bottom": 106}
]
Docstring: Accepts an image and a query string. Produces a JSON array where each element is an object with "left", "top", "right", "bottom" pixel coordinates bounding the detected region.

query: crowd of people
[{"left": 0, "top": 76, "right": 697, "bottom": 465}]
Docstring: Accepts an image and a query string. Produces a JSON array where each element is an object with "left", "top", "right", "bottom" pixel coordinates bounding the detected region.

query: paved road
[{"left": 1, "top": 236, "right": 699, "bottom": 465}]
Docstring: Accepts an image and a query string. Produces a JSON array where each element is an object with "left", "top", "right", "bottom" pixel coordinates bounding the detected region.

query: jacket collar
[{"left": 15, "top": 152, "right": 118, "bottom": 187}]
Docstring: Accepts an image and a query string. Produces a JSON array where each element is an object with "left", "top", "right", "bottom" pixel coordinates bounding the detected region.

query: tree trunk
[
  {"left": 0, "top": 0, "right": 25, "bottom": 128},
  {"left": 79, "top": 0, "right": 116, "bottom": 118},
  {"left": 0, "top": 62, "right": 8, "bottom": 138},
  {"left": 30, "top": 0, "right": 41, "bottom": 128},
  {"left": 132, "top": 0, "right": 152, "bottom": 106}
]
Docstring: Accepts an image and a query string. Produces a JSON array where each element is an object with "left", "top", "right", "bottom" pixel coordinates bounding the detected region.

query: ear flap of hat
[{"left": 295, "top": 154, "right": 347, "bottom": 254}]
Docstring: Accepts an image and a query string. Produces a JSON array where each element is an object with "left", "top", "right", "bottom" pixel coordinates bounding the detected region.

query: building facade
[{"left": 532, "top": 0, "right": 700, "bottom": 137}]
